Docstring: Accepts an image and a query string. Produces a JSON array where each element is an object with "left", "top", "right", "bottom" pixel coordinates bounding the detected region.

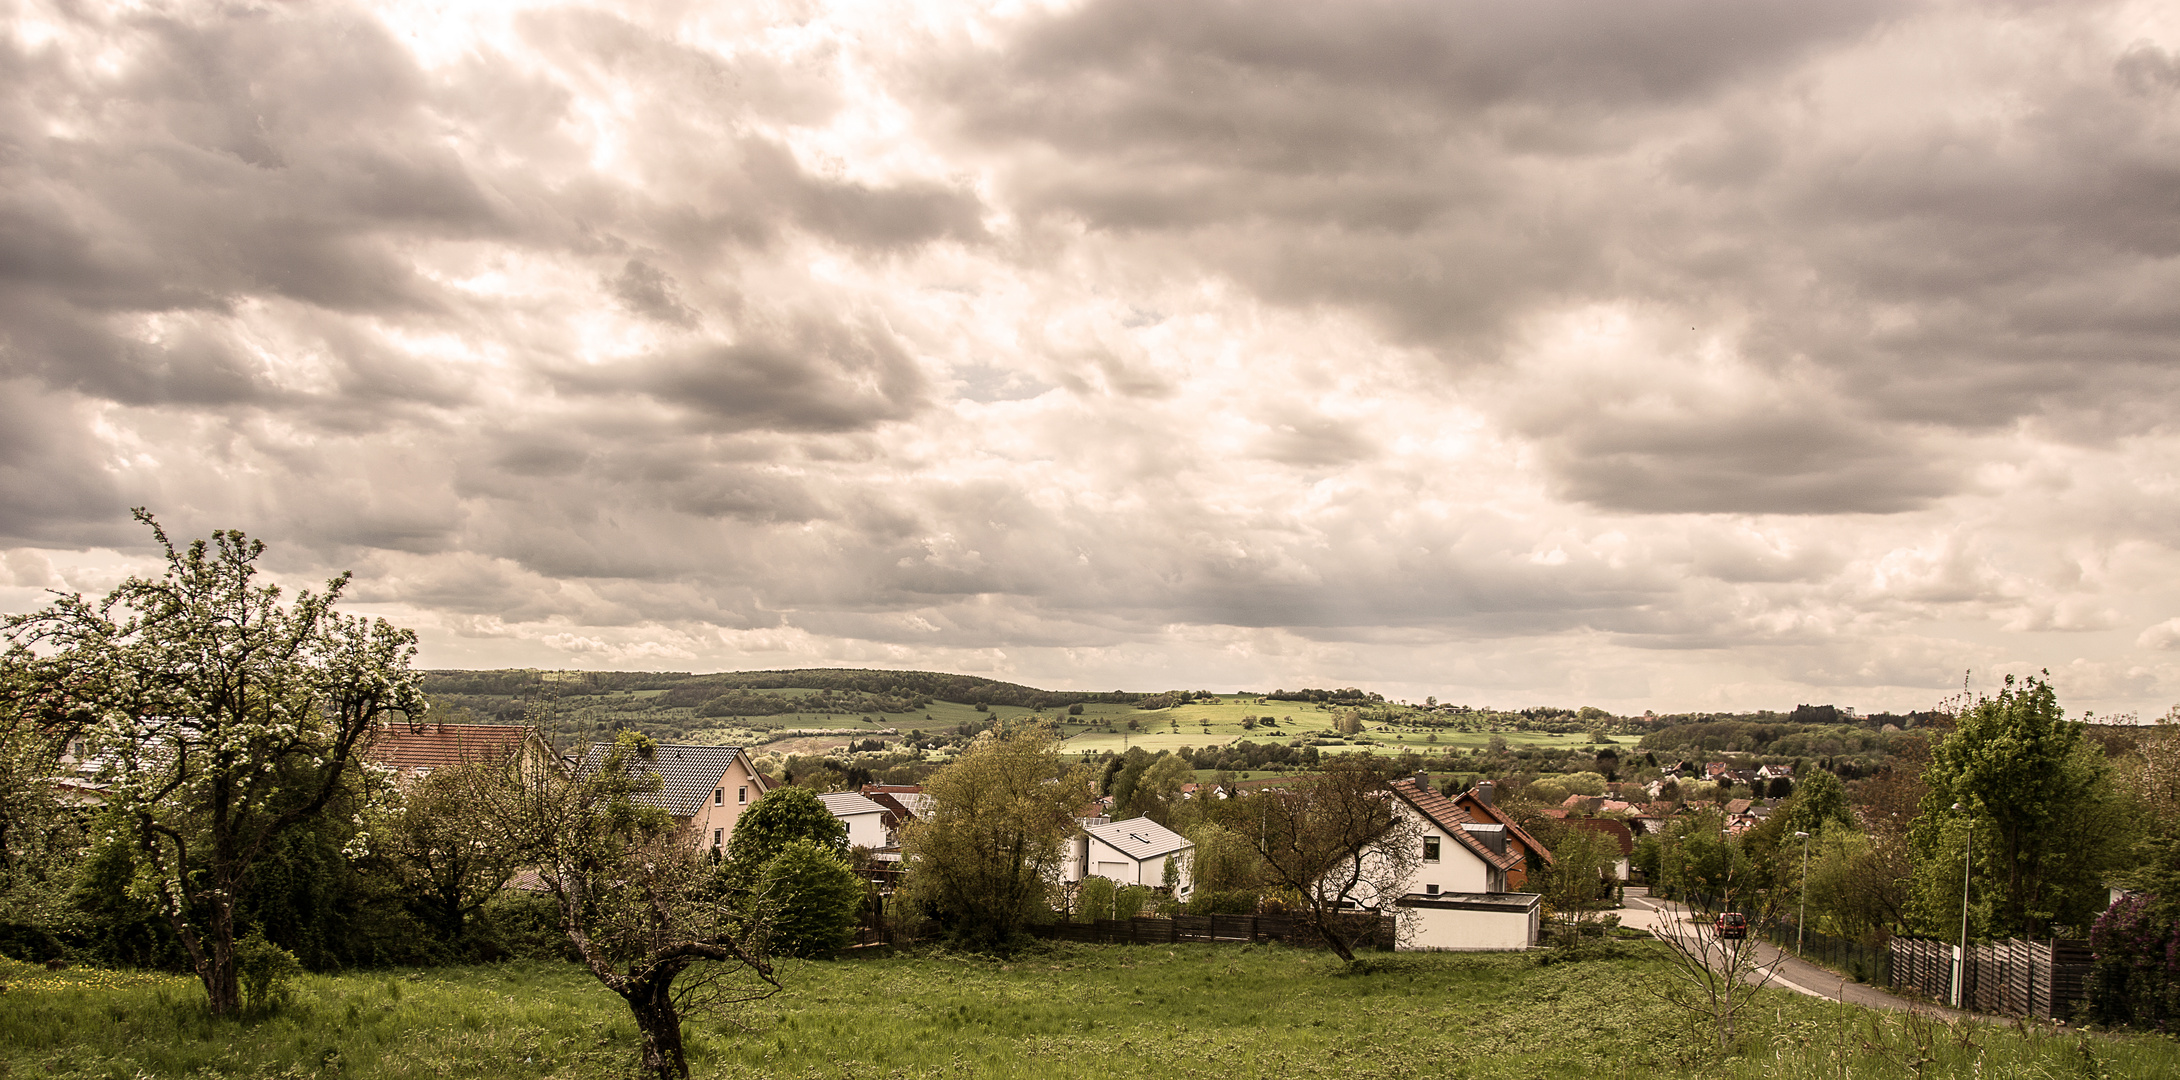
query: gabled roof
[
  {"left": 579, "top": 742, "right": 755, "bottom": 818},
  {"left": 364, "top": 724, "right": 543, "bottom": 773},
  {"left": 818, "top": 791, "right": 889, "bottom": 818},
  {"left": 1083, "top": 816, "right": 1192, "bottom": 862},
  {"left": 1388, "top": 779, "right": 1523, "bottom": 872},
  {"left": 862, "top": 784, "right": 931, "bottom": 817},
  {"left": 1452, "top": 787, "right": 1556, "bottom": 867}
]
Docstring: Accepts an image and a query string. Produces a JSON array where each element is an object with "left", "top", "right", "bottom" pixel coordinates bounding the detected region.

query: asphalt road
[{"left": 1619, "top": 889, "right": 1970, "bottom": 1021}]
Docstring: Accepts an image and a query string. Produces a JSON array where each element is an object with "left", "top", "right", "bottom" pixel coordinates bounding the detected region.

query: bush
[
  {"left": 1183, "top": 890, "right": 1261, "bottom": 916},
  {"left": 759, "top": 841, "right": 864, "bottom": 958},
  {"left": 2087, "top": 894, "right": 2180, "bottom": 1031},
  {"left": 1075, "top": 878, "right": 1118, "bottom": 923},
  {"left": 235, "top": 932, "right": 303, "bottom": 1014},
  {"left": 1113, "top": 886, "right": 1155, "bottom": 921}
]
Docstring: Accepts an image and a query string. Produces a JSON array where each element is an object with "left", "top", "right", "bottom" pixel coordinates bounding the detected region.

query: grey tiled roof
[
  {"left": 579, "top": 742, "right": 750, "bottom": 818},
  {"left": 1083, "top": 816, "right": 1192, "bottom": 862}
]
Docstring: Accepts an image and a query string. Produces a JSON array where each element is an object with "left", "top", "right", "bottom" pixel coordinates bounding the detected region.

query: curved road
[{"left": 1618, "top": 888, "right": 1970, "bottom": 1020}]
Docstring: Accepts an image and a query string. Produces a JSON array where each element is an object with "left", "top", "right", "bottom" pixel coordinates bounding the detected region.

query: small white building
[
  {"left": 1066, "top": 816, "right": 1194, "bottom": 895},
  {"left": 818, "top": 791, "right": 894, "bottom": 850}
]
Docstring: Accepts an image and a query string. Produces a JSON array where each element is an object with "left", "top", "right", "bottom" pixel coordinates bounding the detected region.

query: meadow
[
  {"left": 473, "top": 686, "right": 1639, "bottom": 776},
  {"left": 4, "top": 944, "right": 2173, "bottom": 1080}
]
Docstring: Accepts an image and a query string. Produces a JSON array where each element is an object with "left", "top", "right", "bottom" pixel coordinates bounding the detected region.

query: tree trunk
[
  {"left": 625, "top": 982, "right": 690, "bottom": 1080},
  {"left": 1311, "top": 905, "right": 1357, "bottom": 964},
  {"left": 201, "top": 897, "right": 240, "bottom": 1017}
]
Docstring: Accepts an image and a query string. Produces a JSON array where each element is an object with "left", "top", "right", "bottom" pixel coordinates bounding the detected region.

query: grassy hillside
[
  {"left": 419, "top": 670, "right": 1639, "bottom": 774},
  {"left": 4, "top": 947, "right": 2171, "bottom": 1079}
]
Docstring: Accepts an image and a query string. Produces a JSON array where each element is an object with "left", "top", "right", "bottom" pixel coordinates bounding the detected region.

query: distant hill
[{"left": 421, "top": 667, "right": 1150, "bottom": 711}]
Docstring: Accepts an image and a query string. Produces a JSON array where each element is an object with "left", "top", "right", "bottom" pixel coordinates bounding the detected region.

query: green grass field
[{"left": 5, "top": 945, "right": 2173, "bottom": 1080}]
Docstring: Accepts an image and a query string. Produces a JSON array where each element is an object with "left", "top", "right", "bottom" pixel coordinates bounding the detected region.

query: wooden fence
[
  {"left": 1888, "top": 936, "right": 2093, "bottom": 1019},
  {"left": 1030, "top": 912, "right": 1398, "bottom": 950}
]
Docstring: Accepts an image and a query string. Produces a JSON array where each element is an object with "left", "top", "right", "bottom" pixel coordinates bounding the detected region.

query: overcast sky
[{"left": 4, "top": 0, "right": 2179, "bottom": 717}]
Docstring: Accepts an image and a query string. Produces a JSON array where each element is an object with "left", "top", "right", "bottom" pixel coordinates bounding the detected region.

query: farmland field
[
  {"left": 4, "top": 945, "right": 2172, "bottom": 1079},
  {"left": 433, "top": 679, "right": 1641, "bottom": 769}
]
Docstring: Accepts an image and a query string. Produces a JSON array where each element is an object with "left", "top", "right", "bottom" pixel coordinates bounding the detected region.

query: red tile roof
[
  {"left": 1389, "top": 778, "right": 1524, "bottom": 872},
  {"left": 1452, "top": 790, "right": 1556, "bottom": 867},
  {"left": 363, "top": 724, "right": 540, "bottom": 773}
]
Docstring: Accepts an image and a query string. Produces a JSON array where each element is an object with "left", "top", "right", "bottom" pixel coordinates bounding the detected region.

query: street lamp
[
  {"left": 1951, "top": 801, "right": 1971, "bottom": 1009},
  {"left": 1794, "top": 830, "right": 1811, "bottom": 956}
]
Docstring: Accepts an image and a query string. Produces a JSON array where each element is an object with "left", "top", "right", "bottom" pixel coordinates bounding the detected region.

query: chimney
[
  {"left": 1413, "top": 771, "right": 1429, "bottom": 791},
  {"left": 1476, "top": 780, "right": 1495, "bottom": 806}
]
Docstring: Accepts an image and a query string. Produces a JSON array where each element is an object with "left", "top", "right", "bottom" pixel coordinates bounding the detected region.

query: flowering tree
[{"left": 1, "top": 511, "right": 425, "bottom": 1016}]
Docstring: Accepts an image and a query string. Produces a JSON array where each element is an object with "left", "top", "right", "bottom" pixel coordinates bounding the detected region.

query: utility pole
[
  {"left": 1952, "top": 802, "right": 1972, "bottom": 1010},
  {"left": 1794, "top": 830, "right": 1811, "bottom": 956}
]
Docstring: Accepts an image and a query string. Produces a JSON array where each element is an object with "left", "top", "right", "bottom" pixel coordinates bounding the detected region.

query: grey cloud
[
  {"left": 1537, "top": 412, "right": 1958, "bottom": 515},
  {"left": 611, "top": 260, "right": 698, "bottom": 326},
  {"left": 564, "top": 315, "right": 928, "bottom": 434},
  {"left": 0, "top": 381, "right": 126, "bottom": 546}
]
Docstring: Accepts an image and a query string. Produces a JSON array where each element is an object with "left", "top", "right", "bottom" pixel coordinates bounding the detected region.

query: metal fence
[{"left": 1762, "top": 918, "right": 1891, "bottom": 985}]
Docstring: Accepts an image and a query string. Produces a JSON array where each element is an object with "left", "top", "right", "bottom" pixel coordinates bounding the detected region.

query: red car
[{"left": 1715, "top": 911, "right": 1749, "bottom": 940}]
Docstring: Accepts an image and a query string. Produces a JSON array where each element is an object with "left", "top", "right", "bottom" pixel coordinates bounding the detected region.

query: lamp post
[
  {"left": 1951, "top": 801, "right": 1971, "bottom": 1009},
  {"left": 1794, "top": 830, "right": 1811, "bottom": 956}
]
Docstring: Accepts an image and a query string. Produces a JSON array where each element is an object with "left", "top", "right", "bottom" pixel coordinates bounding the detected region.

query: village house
[
  {"left": 1452, "top": 781, "right": 1554, "bottom": 891},
  {"left": 818, "top": 790, "right": 895, "bottom": 849},
  {"left": 1383, "top": 777, "right": 1546, "bottom": 951},
  {"left": 577, "top": 741, "right": 770, "bottom": 853},
  {"left": 1064, "top": 816, "right": 1194, "bottom": 895}
]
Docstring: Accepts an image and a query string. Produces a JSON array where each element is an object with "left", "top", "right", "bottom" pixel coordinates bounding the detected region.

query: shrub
[
  {"left": 235, "top": 932, "right": 303, "bottom": 1014},
  {"left": 759, "top": 841, "right": 864, "bottom": 958},
  {"left": 2087, "top": 894, "right": 2180, "bottom": 1031}
]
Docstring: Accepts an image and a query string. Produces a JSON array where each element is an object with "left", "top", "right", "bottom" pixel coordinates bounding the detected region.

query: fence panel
[{"left": 1888, "top": 936, "right": 2091, "bottom": 1019}]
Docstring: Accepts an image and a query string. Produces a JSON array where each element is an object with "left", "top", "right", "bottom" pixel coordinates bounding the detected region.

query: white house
[
  {"left": 818, "top": 790, "right": 894, "bottom": 850},
  {"left": 1065, "top": 816, "right": 1194, "bottom": 895},
  {"left": 1380, "top": 777, "right": 1544, "bottom": 951}
]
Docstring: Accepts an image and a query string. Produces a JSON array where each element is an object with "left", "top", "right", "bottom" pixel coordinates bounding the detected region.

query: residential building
[
  {"left": 818, "top": 790, "right": 894, "bottom": 849},
  {"left": 1384, "top": 777, "right": 1545, "bottom": 951},
  {"left": 1065, "top": 816, "right": 1194, "bottom": 894},
  {"left": 577, "top": 742, "right": 769, "bottom": 853}
]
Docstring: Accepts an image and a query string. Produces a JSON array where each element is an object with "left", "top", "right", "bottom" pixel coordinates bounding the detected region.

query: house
[
  {"left": 1567, "top": 817, "right": 1635, "bottom": 882},
  {"left": 1756, "top": 763, "right": 1795, "bottom": 781},
  {"left": 1384, "top": 777, "right": 1545, "bottom": 951},
  {"left": 577, "top": 741, "right": 770, "bottom": 853},
  {"left": 1451, "top": 781, "right": 1555, "bottom": 891},
  {"left": 1066, "top": 816, "right": 1194, "bottom": 894},
  {"left": 818, "top": 791, "right": 894, "bottom": 849},
  {"left": 362, "top": 723, "right": 560, "bottom": 780},
  {"left": 860, "top": 784, "right": 931, "bottom": 819}
]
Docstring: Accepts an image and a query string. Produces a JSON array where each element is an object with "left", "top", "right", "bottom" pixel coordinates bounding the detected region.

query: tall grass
[{"left": 3, "top": 946, "right": 2173, "bottom": 1079}]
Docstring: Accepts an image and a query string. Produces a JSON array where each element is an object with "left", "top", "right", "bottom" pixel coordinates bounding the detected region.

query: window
[
  {"left": 714, "top": 788, "right": 723, "bottom": 806},
  {"left": 1426, "top": 883, "right": 1440, "bottom": 896},
  {"left": 738, "top": 786, "right": 748, "bottom": 804},
  {"left": 712, "top": 829, "right": 723, "bottom": 847},
  {"left": 1423, "top": 836, "right": 1441, "bottom": 862}
]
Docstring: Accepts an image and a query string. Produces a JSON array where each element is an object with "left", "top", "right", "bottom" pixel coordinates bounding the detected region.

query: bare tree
[
  {"left": 1238, "top": 756, "right": 1420, "bottom": 962},
  {"left": 1647, "top": 886, "right": 1788, "bottom": 1050},
  {"left": 483, "top": 730, "right": 778, "bottom": 1080}
]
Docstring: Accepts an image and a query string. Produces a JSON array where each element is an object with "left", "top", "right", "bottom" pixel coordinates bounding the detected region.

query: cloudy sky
[{"left": 4, "top": 0, "right": 2179, "bottom": 717}]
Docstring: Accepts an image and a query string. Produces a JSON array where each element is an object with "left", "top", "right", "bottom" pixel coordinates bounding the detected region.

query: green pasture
[
  {"left": 6, "top": 946, "right": 2174, "bottom": 1080},
  {"left": 451, "top": 686, "right": 1642, "bottom": 762}
]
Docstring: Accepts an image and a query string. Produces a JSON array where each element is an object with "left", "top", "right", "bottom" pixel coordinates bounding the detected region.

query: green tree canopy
[
  {"left": 725, "top": 786, "right": 848, "bottom": 876},
  {"left": 900, "top": 723, "right": 1091, "bottom": 951},
  {"left": 1909, "top": 674, "right": 2122, "bottom": 938}
]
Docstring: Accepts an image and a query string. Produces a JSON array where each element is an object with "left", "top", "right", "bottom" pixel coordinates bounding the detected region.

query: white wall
[{"left": 1401, "top": 902, "right": 1539, "bottom": 951}]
